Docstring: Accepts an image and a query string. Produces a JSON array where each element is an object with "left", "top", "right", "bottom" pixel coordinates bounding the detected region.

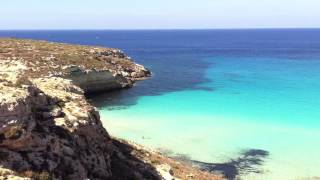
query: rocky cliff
[
  {"left": 0, "top": 38, "right": 150, "bottom": 94},
  {"left": 0, "top": 38, "right": 222, "bottom": 180}
]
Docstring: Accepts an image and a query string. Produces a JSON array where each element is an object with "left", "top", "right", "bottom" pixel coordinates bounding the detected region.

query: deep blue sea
[{"left": 1, "top": 29, "right": 320, "bottom": 179}]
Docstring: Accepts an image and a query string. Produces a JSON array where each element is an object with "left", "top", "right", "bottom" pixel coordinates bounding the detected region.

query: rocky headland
[{"left": 0, "top": 38, "right": 222, "bottom": 180}]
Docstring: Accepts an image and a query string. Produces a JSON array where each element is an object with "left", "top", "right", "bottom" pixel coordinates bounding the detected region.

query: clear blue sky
[{"left": 1, "top": 0, "right": 319, "bottom": 29}]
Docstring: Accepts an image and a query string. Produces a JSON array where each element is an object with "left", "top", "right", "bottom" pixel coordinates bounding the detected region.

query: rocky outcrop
[
  {"left": 0, "top": 39, "right": 222, "bottom": 180},
  {"left": 63, "top": 67, "right": 131, "bottom": 94},
  {"left": 0, "top": 39, "right": 155, "bottom": 179},
  {"left": 0, "top": 78, "right": 112, "bottom": 179},
  {"left": 0, "top": 76, "right": 166, "bottom": 179},
  {"left": 62, "top": 60, "right": 151, "bottom": 94},
  {"left": 0, "top": 38, "right": 151, "bottom": 94}
]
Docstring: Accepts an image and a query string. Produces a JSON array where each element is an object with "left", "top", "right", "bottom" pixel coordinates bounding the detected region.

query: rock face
[
  {"left": 0, "top": 39, "right": 156, "bottom": 179},
  {"left": 63, "top": 67, "right": 129, "bottom": 94},
  {"left": 0, "top": 77, "right": 113, "bottom": 179}
]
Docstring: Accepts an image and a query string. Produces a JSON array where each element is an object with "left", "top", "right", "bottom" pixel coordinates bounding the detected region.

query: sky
[{"left": 0, "top": 0, "right": 319, "bottom": 29}]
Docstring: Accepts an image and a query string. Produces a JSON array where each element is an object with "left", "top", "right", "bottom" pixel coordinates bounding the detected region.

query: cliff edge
[{"left": 0, "top": 38, "right": 222, "bottom": 180}]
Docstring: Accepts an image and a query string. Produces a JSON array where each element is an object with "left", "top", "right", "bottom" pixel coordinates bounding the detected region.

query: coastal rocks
[
  {"left": 61, "top": 61, "right": 151, "bottom": 94},
  {"left": 0, "top": 39, "right": 144, "bottom": 179},
  {"left": 0, "top": 38, "right": 222, "bottom": 180},
  {"left": 62, "top": 66, "right": 132, "bottom": 94},
  {"left": 0, "top": 39, "right": 159, "bottom": 179},
  {"left": 0, "top": 76, "right": 114, "bottom": 179},
  {"left": 0, "top": 38, "right": 151, "bottom": 94}
]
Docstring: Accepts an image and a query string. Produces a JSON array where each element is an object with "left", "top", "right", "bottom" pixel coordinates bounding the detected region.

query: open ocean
[{"left": 1, "top": 29, "right": 320, "bottom": 179}]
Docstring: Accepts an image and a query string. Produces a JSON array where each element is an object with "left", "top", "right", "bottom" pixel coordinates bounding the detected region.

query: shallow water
[
  {"left": 2, "top": 29, "right": 320, "bottom": 179},
  {"left": 100, "top": 56, "right": 320, "bottom": 179}
]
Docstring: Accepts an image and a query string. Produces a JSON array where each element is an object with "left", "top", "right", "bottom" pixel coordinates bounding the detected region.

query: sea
[{"left": 1, "top": 29, "right": 319, "bottom": 179}]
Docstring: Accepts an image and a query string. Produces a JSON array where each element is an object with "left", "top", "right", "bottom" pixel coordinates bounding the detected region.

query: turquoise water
[
  {"left": 100, "top": 57, "right": 320, "bottom": 179},
  {"left": 3, "top": 30, "right": 320, "bottom": 179}
]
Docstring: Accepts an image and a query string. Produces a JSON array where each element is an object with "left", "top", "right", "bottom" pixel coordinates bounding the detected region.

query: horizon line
[{"left": 1, "top": 27, "right": 320, "bottom": 31}]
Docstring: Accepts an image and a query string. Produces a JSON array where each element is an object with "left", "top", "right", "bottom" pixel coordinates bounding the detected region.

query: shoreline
[{"left": 112, "top": 137, "right": 223, "bottom": 180}]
